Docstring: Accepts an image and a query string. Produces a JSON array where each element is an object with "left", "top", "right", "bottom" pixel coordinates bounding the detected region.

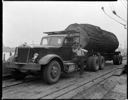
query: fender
[{"left": 38, "top": 54, "right": 63, "bottom": 65}]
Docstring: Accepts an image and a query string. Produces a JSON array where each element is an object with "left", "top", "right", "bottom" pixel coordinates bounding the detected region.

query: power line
[
  {"left": 108, "top": 2, "right": 126, "bottom": 23},
  {"left": 112, "top": 10, "right": 126, "bottom": 22},
  {"left": 101, "top": 7, "right": 126, "bottom": 29}
]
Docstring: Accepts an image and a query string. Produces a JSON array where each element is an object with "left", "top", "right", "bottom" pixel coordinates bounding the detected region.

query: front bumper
[{"left": 4, "top": 62, "right": 41, "bottom": 71}]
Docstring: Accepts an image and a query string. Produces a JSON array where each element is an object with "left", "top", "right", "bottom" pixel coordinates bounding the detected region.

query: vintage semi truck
[{"left": 6, "top": 23, "right": 122, "bottom": 84}]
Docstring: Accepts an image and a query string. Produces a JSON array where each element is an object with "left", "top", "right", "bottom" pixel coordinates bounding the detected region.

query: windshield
[{"left": 40, "top": 36, "right": 64, "bottom": 46}]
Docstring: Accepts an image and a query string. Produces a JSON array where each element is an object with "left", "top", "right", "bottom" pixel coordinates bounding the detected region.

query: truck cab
[
  {"left": 40, "top": 31, "right": 80, "bottom": 61},
  {"left": 6, "top": 30, "right": 84, "bottom": 84}
]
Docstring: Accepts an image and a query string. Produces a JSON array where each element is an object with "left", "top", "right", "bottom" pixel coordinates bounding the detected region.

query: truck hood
[{"left": 15, "top": 44, "right": 61, "bottom": 63}]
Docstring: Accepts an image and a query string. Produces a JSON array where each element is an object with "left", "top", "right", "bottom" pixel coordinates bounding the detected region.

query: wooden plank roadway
[
  {"left": 42, "top": 66, "right": 123, "bottom": 99},
  {"left": 2, "top": 61, "right": 125, "bottom": 99},
  {"left": 2, "top": 79, "right": 24, "bottom": 88},
  {"left": 71, "top": 75, "right": 120, "bottom": 99},
  {"left": 2, "top": 75, "right": 37, "bottom": 88}
]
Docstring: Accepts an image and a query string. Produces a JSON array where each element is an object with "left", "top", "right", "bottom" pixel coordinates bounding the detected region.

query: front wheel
[{"left": 43, "top": 60, "right": 61, "bottom": 84}]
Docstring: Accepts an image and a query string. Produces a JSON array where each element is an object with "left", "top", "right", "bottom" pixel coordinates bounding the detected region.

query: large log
[{"left": 65, "top": 23, "right": 119, "bottom": 53}]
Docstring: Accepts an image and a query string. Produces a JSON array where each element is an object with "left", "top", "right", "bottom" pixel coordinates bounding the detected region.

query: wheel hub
[{"left": 51, "top": 66, "right": 58, "bottom": 78}]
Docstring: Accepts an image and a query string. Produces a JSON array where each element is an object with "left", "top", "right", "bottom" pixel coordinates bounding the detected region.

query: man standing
[{"left": 72, "top": 43, "right": 88, "bottom": 76}]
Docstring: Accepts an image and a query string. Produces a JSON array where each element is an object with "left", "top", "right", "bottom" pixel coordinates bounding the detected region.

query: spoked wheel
[{"left": 43, "top": 60, "right": 61, "bottom": 84}]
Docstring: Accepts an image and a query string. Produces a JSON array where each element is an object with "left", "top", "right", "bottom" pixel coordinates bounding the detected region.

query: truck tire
[
  {"left": 113, "top": 55, "right": 122, "bottom": 65},
  {"left": 99, "top": 56, "right": 105, "bottom": 70},
  {"left": 86, "top": 56, "right": 93, "bottom": 70},
  {"left": 116, "top": 55, "right": 121, "bottom": 65},
  {"left": 11, "top": 70, "right": 26, "bottom": 80},
  {"left": 87, "top": 56, "right": 99, "bottom": 71},
  {"left": 43, "top": 60, "right": 61, "bottom": 84},
  {"left": 90, "top": 56, "right": 100, "bottom": 71},
  {"left": 113, "top": 55, "right": 117, "bottom": 65},
  {"left": 119, "top": 55, "right": 122, "bottom": 64}
]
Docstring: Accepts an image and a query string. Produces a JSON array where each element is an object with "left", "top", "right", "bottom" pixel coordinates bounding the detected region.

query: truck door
[
  {"left": 61, "top": 36, "right": 80, "bottom": 61},
  {"left": 61, "top": 37, "right": 74, "bottom": 61}
]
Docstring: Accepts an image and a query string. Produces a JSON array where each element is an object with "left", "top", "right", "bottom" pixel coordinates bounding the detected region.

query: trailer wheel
[
  {"left": 113, "top": 55, "right": 117, "bottom": 65},
  {"left": 99, "top": 56, "right": 105, "bottom": 70},
  {"left": 11, "top": 70, "right": 26, "bottom": 80},
  {"left": 119, "top": 55, "right": 122, "bottom": 64},
  {"left": 43, "top": 60, "right": 61, "bottom": 84},
  {"left": 113, "top": 55, "right": 122, "bottom": 65},
  {"left": 117, "top": 55, "right": 121, "bottom": 65}
]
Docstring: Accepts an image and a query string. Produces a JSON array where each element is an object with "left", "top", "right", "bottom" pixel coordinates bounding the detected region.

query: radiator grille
[{"left": 15, "top": 48, "right": 30, "bottom": 63}]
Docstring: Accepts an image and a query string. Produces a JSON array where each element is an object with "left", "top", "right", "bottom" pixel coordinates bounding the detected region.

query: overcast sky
[{"left": 3, "top": 1, "right": 127, "bottom": 48}]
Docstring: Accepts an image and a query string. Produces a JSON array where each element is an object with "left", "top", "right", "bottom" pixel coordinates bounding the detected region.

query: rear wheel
[
  {"left": 87, "top": 56, "right": 99, "bottom": 71},
  {"left": 91, "top": 56, "right": 100, "bottom": 71},
  {"left": 113, "top": 55, "right": 122, "bottom": 65},
  {"left": 86, "top": 56, "right": 93, "bottom": 70},
  {"left": 99, "top": 56, "right": 105, "bottom": 70},
  {"left": 119, "top": 55, "right": 122, "bottom": 64},
  {"left": 113, "top": 55, "right": 118, "bottom": 65},
  {"left": 43, "top": 60, "right": 61, "bottom": 84}
]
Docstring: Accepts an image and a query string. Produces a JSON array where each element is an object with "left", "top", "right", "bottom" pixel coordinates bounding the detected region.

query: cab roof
[{"left": 43, "top": 30, "right": 80, "bottom": 37}]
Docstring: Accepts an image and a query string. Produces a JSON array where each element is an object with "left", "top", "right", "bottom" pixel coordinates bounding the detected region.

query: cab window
[{"left": 64, "top": 37, "right": 73, "bottom": 46}]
